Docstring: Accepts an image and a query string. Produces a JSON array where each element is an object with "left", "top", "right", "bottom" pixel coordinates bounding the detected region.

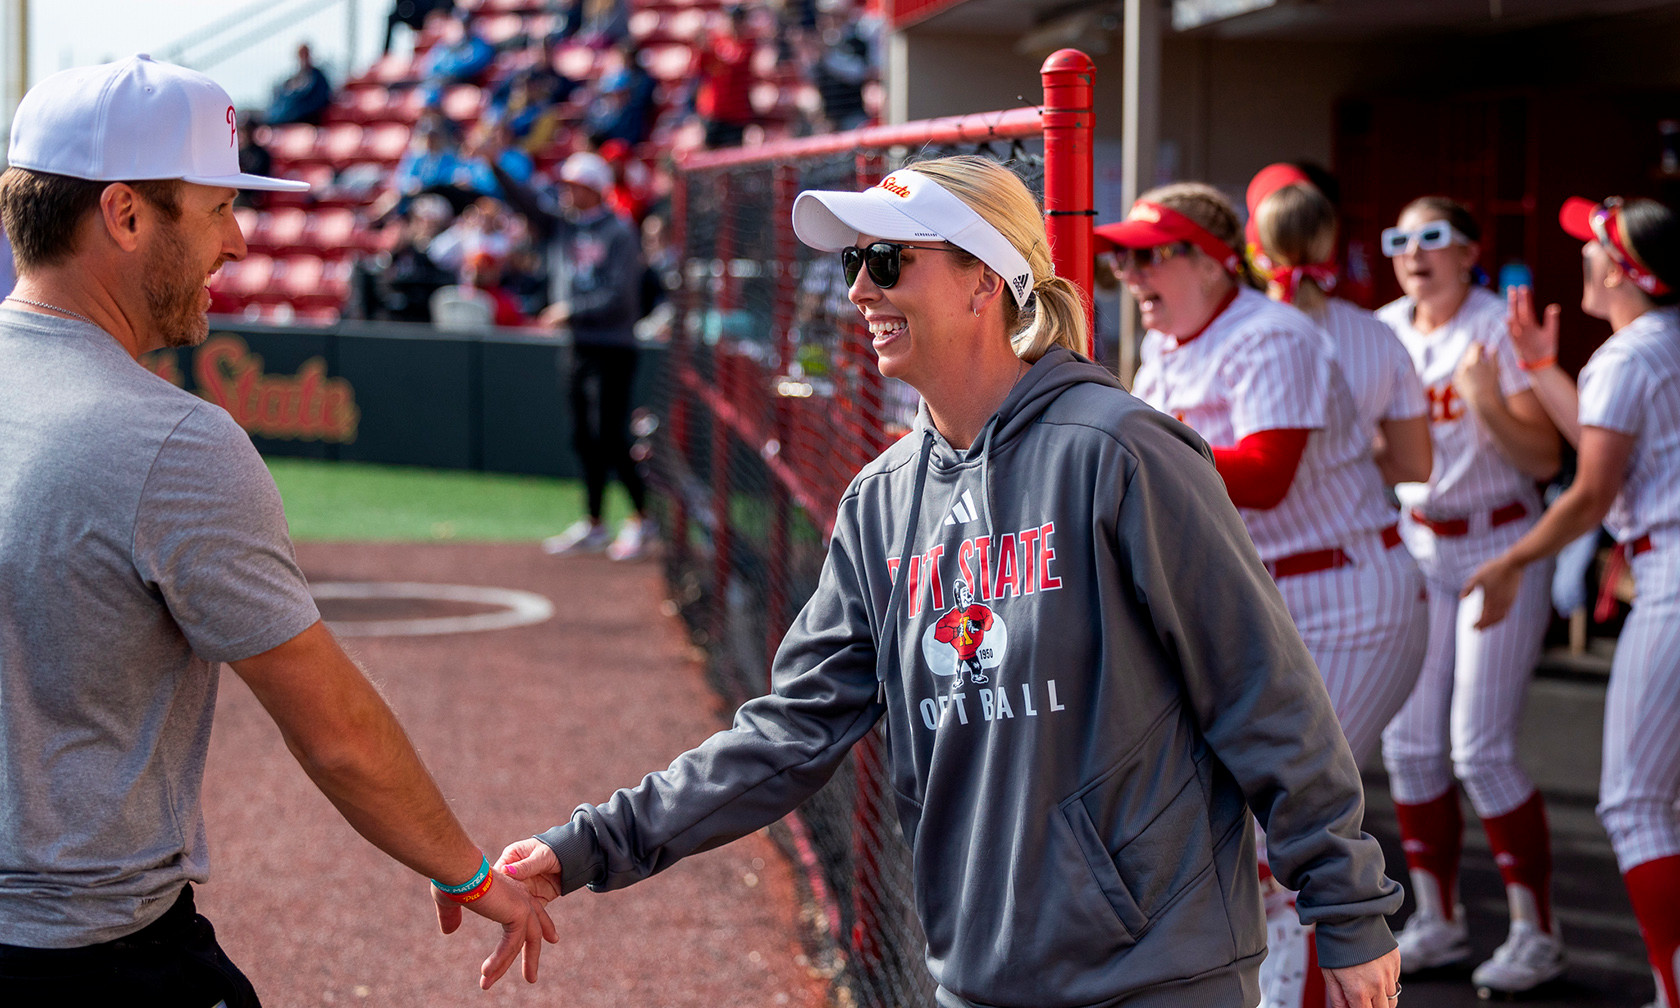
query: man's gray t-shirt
[{"left": 0, "top": 308, "right": 320, "bottom": 947}]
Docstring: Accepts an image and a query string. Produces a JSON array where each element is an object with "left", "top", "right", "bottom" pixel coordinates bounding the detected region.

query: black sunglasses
[
  {"left": 840, "top": 242, "right": 962, "bottom": 288},
  {"left": 1116, "top": 241, "right": 1193, "bottom": 272}
]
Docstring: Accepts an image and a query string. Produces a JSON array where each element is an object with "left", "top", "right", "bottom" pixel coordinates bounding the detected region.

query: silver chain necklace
[{"left": 4, "top": 295, "right": 98, "bottom": 327}]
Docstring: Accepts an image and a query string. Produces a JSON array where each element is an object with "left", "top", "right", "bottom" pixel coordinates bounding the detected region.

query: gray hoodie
[{"left": 540, "top": 347, "right": 1400, "bottom": 1007}]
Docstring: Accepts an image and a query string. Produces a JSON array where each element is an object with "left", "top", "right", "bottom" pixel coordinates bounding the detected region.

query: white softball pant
[
  {"left": 1274, "top": 525, "right": 1428, "bottom": 764},
  {"left": 1382, "top": 511, "right": 1554, "bottom": 815},
  {"left": 1600, "top": 532, "right": 1680, "bottom": 872}
]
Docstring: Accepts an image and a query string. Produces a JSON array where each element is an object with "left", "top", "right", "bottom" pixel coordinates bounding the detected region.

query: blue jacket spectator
[
  {"left": 419, "top": 13, "right": 495, "bottom": 106},
  {"left": 267, "top": 44, "right": 333, "bottom": 126}
]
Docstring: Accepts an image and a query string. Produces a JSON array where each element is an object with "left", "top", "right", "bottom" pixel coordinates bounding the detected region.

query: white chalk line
[{"left": 310, "top": 582, "right": 555, "bottom": 637}]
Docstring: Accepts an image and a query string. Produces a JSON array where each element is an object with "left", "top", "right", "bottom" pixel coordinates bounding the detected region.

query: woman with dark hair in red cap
[
  {"left": 1098, "top": 183, "right": 1421, "bottom": 1008},
  {"left": 1467, "top": 195, "right": 1680, "bottom": 1008}
]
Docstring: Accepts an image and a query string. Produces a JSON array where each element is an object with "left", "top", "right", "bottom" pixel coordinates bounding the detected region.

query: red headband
[{"left": 1094, "top": 200, "right": 1241, "bottom": 275}]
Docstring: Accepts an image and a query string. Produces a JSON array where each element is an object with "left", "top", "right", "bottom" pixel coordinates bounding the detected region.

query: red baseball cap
[
  {"left": 1094, "top": 200, "right": 1241, "bottom": 274},
  {"left": 1560, "top": 196, "right": 1672, "bottom": 296}
]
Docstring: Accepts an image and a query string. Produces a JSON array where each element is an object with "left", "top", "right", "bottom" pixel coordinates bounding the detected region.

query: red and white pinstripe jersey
[
  {"left": 1578, "top": 305, "right": 1680, "bottom": 542},
  {"left": 1377, "top": 286, "right": 1538, "bottom": 517},
  {"left": 1311, "top": 298, "right": 1428, "bottom": 439},
  {"left": 1135, "top": 287, "right": 1394, "bottom": 562}
]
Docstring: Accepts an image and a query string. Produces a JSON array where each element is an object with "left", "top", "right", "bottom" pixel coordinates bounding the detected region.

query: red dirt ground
[{"left": 197, "top": 542, "right": 834, "bottom": 1008}]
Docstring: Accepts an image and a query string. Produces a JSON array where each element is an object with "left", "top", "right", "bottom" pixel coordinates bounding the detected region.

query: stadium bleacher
[{"left": 211, "top": 0, "right": 850, "bottom": 324}]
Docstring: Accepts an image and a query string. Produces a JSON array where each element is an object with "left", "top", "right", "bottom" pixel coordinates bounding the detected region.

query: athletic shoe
[
  {"left": 607, "top": 517, "right": 648, "bottom": 561},
  {"left": 542, "top": 520, "right": 610, "bottom": 555},
  {"left": 1471, "top": 922, "right": 1565, "bottom": 996},
  {"left": 1396, "top": 908, "right": 1471, "bottom": 974}
]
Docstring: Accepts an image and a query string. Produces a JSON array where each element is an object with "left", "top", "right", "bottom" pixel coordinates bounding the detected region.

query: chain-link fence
[{"left": 641, "top": 70, "right": 1091, "bottom": 1007}]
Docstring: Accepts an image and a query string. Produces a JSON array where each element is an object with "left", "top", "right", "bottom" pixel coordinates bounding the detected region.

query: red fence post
[{"left": 1039, "top": 48, "right": 1097, "bottom": 354}]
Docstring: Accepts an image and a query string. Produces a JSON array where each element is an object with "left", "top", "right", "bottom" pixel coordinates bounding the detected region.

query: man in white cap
[
  {"left": 0, "top": 55, "right": 554, "bottom": 1002},
  {"left": 489, "top": 148, "right": 650, "bottom": 560}
]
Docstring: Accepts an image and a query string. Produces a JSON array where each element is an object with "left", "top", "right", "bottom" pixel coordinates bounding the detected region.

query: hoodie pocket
[{"left": 1060, "top": 747, "right": 1216, "bottom": 942}]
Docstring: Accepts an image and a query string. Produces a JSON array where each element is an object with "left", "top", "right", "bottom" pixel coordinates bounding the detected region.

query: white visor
[{"left": 792, "top": 170, "right": 1035, "bottom": 308}]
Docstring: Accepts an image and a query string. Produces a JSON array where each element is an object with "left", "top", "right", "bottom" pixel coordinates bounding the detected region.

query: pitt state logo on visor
[
  {"left": 877, "top": 175, "right": 913, "bottom": 197},
  {"left": 1129, "top": 204, "right": 1161, "bottom": 222}
]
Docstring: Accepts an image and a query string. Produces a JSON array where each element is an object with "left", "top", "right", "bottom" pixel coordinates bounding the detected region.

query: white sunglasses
[{"left": 1380, "top": 220, "right": 1469, "bottom": 257}]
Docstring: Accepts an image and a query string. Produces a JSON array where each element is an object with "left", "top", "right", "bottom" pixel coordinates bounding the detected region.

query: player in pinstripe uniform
[
  {"left": 1467, "top": 195, "right": 1680, "bottom": 1008},
  {"left": 1249, "top": 169, "right": 1434, "bottom": 488},
  {"left": 1099, "top": 183, "right": 1421, "bottom": 1008},
  {"left": 1375, "top": 196, "right": 1565, "bottom": 996}
]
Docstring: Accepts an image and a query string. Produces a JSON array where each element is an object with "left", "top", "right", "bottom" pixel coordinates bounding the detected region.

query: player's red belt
[
  {"left": 1593, "top": 533, "right": 1656, "bottom": 622},
  {"left": 1266, "top": 524, "right": 1402, "bottom": 580},
  {"left": 1407, "top": 501, "right": 1527, "bottom": 537}
]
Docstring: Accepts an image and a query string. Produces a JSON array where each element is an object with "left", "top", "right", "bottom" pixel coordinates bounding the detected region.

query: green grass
[{"left": 264, "top": 458, "right": 634, "bottom": 543}]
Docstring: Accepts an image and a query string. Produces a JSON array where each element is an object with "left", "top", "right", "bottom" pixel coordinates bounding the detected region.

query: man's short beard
[{"left": 143, "top": 221, "right": 210, "bottom": 349}]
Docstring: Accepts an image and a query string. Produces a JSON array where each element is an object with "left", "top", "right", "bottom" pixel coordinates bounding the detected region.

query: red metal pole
[{"left": 1039, "top": 48, "right": 1096, "bottom": 355}]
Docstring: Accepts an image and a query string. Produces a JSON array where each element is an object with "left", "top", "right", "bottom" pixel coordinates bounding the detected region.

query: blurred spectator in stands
[
  {"left": 383, "top": 0, "right": 454, "bottom": 55},
  {"left": 490, "top": 148, "right": 650, "bottom": 560},
  {"left": 371, "top": 118, "right": 477, "bottom": 220},
  {"left": 234, "top": 114, "right": 275, "bottom": 208},
  {"left": 418, "top": 11, "right": 495, "bottom": 108},
  {"left": 577, "top": 0, "right": 631, "bottom": 52},
  {"left": 812, "top": 0, "right": 872, "bottom": 132},
  {"left": 266, "top": 44, "right": 333, "bottom": 127},
  {"left": 689, "top": 5, "right": 757, "bottom": 149},
  {"left": 545, "top": 0, "right": 585, "bottom": 48},
  {"left": 598, "top": 140, "right": 649, "bottom": 224},
  {"left": 489, "top": 40, "right": 578, "bottom": 153},
  {"left": 460, "top": 121, "right": 535, "bottom": 201},
  {"left": 429, "top": 196, "right": 523, "bottom": 274},
  {"left": 348, "top": 199, "right": 455, "bottom": 323},
  {"left": 584, "top": 44, "right": 657, "bottom": 150},
  {"left": 772, "top": 0, "right": 819, "bottom": 50},
  {"left": 463, "top": 251, "right": 530, "bottom": 327}
]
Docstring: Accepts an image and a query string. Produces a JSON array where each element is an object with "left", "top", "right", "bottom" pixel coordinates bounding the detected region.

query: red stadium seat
[
  {"left": 318, "top": 123, "right": 365, "bottom": 169},
  {"left": 441, "top": 84, "right": 485, "bottom": 125},
  {"left": 266, "top": 207, "right": 310, "bottom": 253},
  {"left": 360, "top": 122, "right": 411, "bottom": 166},
  {"left": 212, "top": 253, "right": 277, "bottom": 305},
  {"left": 266, "top": 124, "right": 321, "bottom": 170},
  {"left": 476, "top": 13, "right": 525, "bottom": 45},
  {"left": 644, "top": 44, "right": 693, "bottom": 82},
  {"left": 302, "top": 207, "right": 358, "bottom": 258}
]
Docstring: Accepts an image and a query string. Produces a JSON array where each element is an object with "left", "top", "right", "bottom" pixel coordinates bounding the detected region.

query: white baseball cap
[
  {"left": 7, "top": 54, "right": 309, "bottom": 192},
  {"left": 559, "top": 151, "right": 614, "bottom": 197},
  {"left": 792, "top": 169, "right": 1035, "bottom": 308}
]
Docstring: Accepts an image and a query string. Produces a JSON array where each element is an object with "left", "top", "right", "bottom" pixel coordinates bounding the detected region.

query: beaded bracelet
[
  {"left": 433, "top": 855, "right": 494, "bottom": 904},
  {"left": 1518, "top": 354, "right": 1557, "bottom": 371}
]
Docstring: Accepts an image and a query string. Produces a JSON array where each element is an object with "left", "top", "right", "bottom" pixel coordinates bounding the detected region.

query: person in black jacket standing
[{"left": 492, "top": 148, "right": 650, "bottom": 560}]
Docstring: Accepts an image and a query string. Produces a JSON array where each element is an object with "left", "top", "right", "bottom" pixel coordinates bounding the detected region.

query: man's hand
[
  {"left": 433, "top": 871, "right": 558, "bottom": 989},
  {"left": 1323, "top": 947, "right": 1402, "bottom": 1008},
  {"left": 495, "top": 837, "right": 564, "bottom": 906}
]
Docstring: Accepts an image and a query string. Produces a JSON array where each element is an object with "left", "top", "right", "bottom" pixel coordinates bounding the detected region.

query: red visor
[
  {"left": 1095, "top": 200, "right": 1241, "bottom": 274},
  {"left": 1244, "top": 163, "right": 1312, "bottom": 250},
  {"left": 1560, "top": 196, "right": 1671, "bottom": 296}
]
